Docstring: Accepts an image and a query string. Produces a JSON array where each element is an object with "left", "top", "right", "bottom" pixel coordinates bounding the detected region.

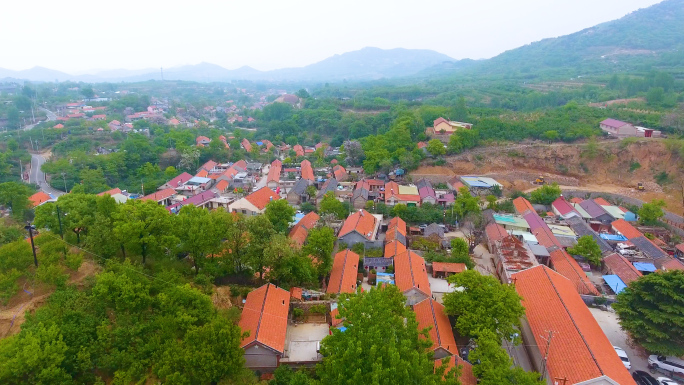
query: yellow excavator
[
  {"left": 533, "top": 176, "right": 546, "bottom": 185},
  {"left": 637, "top": 182, "right": 645, "bottom": 191}
]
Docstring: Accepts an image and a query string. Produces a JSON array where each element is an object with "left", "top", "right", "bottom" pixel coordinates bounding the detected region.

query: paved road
[
  {"left": 29, "top": 153, "right": 65, "bottom": 197},
  {"left": 22, "top": 107, "right": 55, "bottom": 131}
]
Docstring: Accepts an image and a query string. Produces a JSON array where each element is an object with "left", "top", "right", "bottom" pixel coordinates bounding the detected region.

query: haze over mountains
[{"left": 2, "top": 0, "right": 684, "bottom": 84}]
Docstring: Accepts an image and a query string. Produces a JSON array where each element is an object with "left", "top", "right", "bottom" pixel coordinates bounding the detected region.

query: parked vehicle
[
  {"left": 614, "top": 346, "right": 631, "bottom": 369},
  {"left": 649, "top": 355, "right": 684, "bottom": 376},
  {"left": 657, "top": 377, "right": 679, "bottom": 385},
  {"left": 633, "top": 370, "right": 660, "bottom": 385}
]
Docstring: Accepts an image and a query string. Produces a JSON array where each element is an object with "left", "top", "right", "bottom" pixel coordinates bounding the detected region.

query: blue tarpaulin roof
[
  {"left": 633, "top": 262, "right": 657, "bottom": 272},
  {"left": 603, "top": 275, "right": 627, "bottom": 294},
  {"left": 600, "top": 233, "right": 628, "bottom": 241}
]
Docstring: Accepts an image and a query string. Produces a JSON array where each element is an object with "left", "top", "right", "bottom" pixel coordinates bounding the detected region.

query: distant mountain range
[
  {"left": 3, "top": 0, "right": 684, "bottom": 84},
  {"left": 0, "top": 47, "right": 456, "bottom": 83}
]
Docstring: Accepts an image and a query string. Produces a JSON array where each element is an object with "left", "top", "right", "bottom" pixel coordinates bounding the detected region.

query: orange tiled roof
[
  {"left": 603, "top": 253, "right": 642, "bottom": 284},
  {"left": 297, "top": 211, "right": 320, "bottom": 231},
  {"left": 388, "top": 216, "right": 407, "bottom": 235},
  {"left": 432, "top": 262, "right": 466, "bottom": 274},
  {"left": 29, "top": 191, "right": 52, "bottom": 207},
  {"left": 241, "top": 138, "right": 253, "bottom": 152},
  {"left": 330, "top": 308, "right": 343, "bottom": 327},
  {"left": 200, "top": 160, "right": 217, "bottom": 171},
  {"left": 239, "top": 283, "right": 290, "bottom": 353},
  {"left": 196, "top": 169, "right": 209, "bottom": 178},
  {"left": 338, "top": 210, "right": 377, "bottom": 240},
  {"left": 661, "top": 257, "right": 684, "bottom": 271},
  {"left": 141, "top": 188, "right": 176, "bottom": 202},
  {"left": 300, "top": 160, "right": 314, "bottom": 181},
  {"left": 570, "top": 197, "right": 584, "bottom": 204},
  {"left": 97, "top": 187, "right": 122, "bottom": 197},
  {"left": 549, "top": 249, "right": 600, "bottom": 296},
  {"left": 512, "top": 266, "right": 636, "bottom": 385},
  {"left": 289, "top": 225, "right": 309, "bottom": 248},
  {"left": 592, "top": 197, "right": 611, "bottom": 206},
  {"left": 290, "top": 287, "right": 302, "bottom": 300},
  {"left": 384, "top": 227, "right": 405, "bottom": 245},
  {"left": 333, "top": 165, "right": 347, "bottom": 180},
  {"left": 244, "top": 187, "right": 279, "bottom": 210},
  {"left": 485, "top": 223, "right": 508, "bottom": 243},
  {"left": 267, "top": 159, "right": 282, "bottom": 183},
  {"left": 215, "top": 179, "right": 229, "bottom": 192},
  {"left": 394, "top": 250, "right": 431, "bottom": 297},
  {"left": 436, "top": 356, "right": 477, "bottom": 385},
  {"left": 385, "top": 181, "right": 420, "bottom": 203},
  {"left": 512, "top": 197, "right": 535, "bottom": 215},
  {"left": 611, "top": 219, "right": 642, "bottom": 240},
  {"left": 414, "top": 298, "right": 457, "bottom": 356},
  {"left": 293, "top": 144, "right": 304, "bottom": 157},
  {"left": 384, "top": 240, "right": 406, "bottom": 258},
  {"left": 327, "top": 250, "right": 359, "bottom": 294}
]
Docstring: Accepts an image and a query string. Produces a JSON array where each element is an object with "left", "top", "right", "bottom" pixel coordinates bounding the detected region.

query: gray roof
[
  {"left": 527, "top": 242, "right": 550, "bottom": 257},
  {"left": 364, "top": 257, "right": 393, "bottom": 268},
  {"left": 352, "top": 187, "right": 369, "bottom": 201},
  {"left": 566, "top": 217, "right": 613, "bottom": 254},
  {"left": 424, "top": 223, "right": 445, "bottom": 238},
  {"left": 317, "top": 178, "right": 338, "bottom": 198},
  {"left": 630, "top": 236, "right": 668, "bottom": 259},
  {"left": 291, "top": 178, "right": 310, "bottom": 195},
  {"left": 556, "top": 236, "right": 578, "bottom": 248}
]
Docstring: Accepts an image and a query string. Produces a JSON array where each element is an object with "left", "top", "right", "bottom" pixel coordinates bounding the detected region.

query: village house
[
  {"left": 239, "top": 283, "right": 290, "bottom": 371},
  {"left": 513, "top": 266, "right": 636, "bottom": 385},
  {"left": 394, "top": 250, "right": 432, "bottom": 305},
  {"left": 599, "top": 118, "right": 637, "bottom": 137},
  {"left": 326, "top": 250, "right": 360, "bottom": 294},
  {"left": 267, "top": 159, "right": 282, "bottom": 190},
  {"left": 337, "top": 209, "right": 382, "bottom": 247},
  {"left": 159, "top": 172, "right": 193, "bottom": 190},
  {"left": 416, "top": 179, "right": 437, "bottom": 205},
  {"left": 28, "top": 191, "right": 54, "bottom": 207},
  {"left": 141, "top": 188, "right": 177, "bottom": 206},
  {"left": 287, "top": 178, "right": 312, "bottom": 205},
  {"left": 316, "top": 178, "right": 338, "bottom": 206},
  {"left": 427, "top": 117, "right": 473, "bottom": 136},
  {"left": 413, "top": 298, "right": 457, "bottom": 360},
  {"left": 385, "top": 182, "right": 420, "bottom": 207},
  {"left": 300, "top": 160, "right": 314, "bottom": 182},
  {"left": 229, "top": 187, "right": 279, "bottom": 216},
  {"left": 167, "top": 190, "right": 217, "bottom": 214},
  {"left": 288, "top": 211, "right": 320, "bottom": 248}
]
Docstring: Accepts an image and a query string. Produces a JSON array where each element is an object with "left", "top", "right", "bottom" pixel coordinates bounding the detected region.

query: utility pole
[
  {"left": 62, "top": 172, "right": 68, "bottom": 192},
  {"left": 19, "top": 159, "right": 23, "bottom": 181},
  {"left": 24, "top": 223, "right": 38, "bottom": 267},
  {"left": 56, "top": 205, "right": 64, "bottom": 240},
  {"left": 539, "top": 330, "right": 554, "bottom": 382}
]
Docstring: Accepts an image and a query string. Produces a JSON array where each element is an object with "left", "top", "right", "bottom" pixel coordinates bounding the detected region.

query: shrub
[
  {"left": 36, "top": 264, "right": 68, "bottom": 288},
  {"left": 230, "top": 285, "right": 240, "bottom": 297},
  {"left": 310, "top": 304, "right": 327, "bottom": 314},
  {"left": 655, "top": 171, "right": 671, "bottom": 185},
  {"left": 65, "top": 253, "right": 83, "bottom": 271},
  {"left": 0, "top": 269, "right": 22, "bottom": 304},
  {"left": 629, "top": 161, "right": 641, "bottom": 172},
  {"left": 292, "top": 308, "right": 304, "bottom": 319}
]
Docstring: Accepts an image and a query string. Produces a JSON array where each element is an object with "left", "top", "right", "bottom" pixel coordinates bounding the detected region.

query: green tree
[
  {"left": 443, "top": 270, "right": 525, "bottom": 342},
  {"left": 0, "top": 182, "right": 34, "bottom": 220},
  {"left": 303, "top": 227, "right": 335, "bottom": 277},
  {"left": 306, "top": 185, "right": 318, "bottom": 200},
  {"left": 613, "top": 270, "right": 684, "bottom": 356},
  {"left": 316, "top": 285, "right": 456, "bottom": 385},
  {"left": 246, "top": 215, "right": 275, "bottom": 280},
  {"left": 176, "top": 205, "right": 220, "bottom": 274},
  {"left": 638, "top": 199, "right": 666, "bottom": 225},
  {"left": 113, "top": 200, "right": 176, "bottom": 264},
  {"left": 265, "top": 199, "right": 296, "bottom": 234},
  {"left": 427, "top": 139, "right": 446, "bottom": 156},
  {"left": 35, "top": 194, "right": 100, "bottom": 244},
  {"left": 469, "top": 330, "right": 543, "bottom": 385},
  {"left": 541, "top": 130, "right": 559, "bottom": 142},
  {"left": 453, "top": 187, "right": 480, "bottom": 219},
  {"left": 529, "top": 182, "right": 561, "bottom": 205},
  {"left": 646, "top": 87, "right": 665, "bottom": 106},
  {"left": 567, "top": 235, "right": 602, "bottom": 266},
  {"left": 319, "top": 191, "right": 348, "bottom": 220}
]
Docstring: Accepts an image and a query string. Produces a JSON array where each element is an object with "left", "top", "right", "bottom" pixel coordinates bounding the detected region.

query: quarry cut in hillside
[{"left": 412, "top": 138, "right": 684, "bottom": 215}]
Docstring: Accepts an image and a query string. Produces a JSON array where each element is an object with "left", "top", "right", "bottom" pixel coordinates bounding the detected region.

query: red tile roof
[
  {"left": 333, "top": 165, "right": 347, "bottom": 180},
  {"left": 485, "top": 223, "right": 508, "bottom": 243},
  {"left": 592, "top": 197, "right": 611, "bottom": 206},
  {"left": 436, "top": 356, "right": 477, "bottom": 385},
  {"left": 215, "top": 179, "right": 229, "bottom": 192},
  {"left": 432, "top": 262, "right": 466, "bottom": 274},
  {"left": 338, "top": 210, "right": 377, "bottom": 240},
  {"left": 570, "top": 197, "right": 584, "bottom": 204},
  {"left": 603, "top": 253, "right": 642, "bottom": 284},
  {"left": 512, "top": 197, "right": 535, "bottom": 215},
  {"left": 676, "top": 243, "right": 684, "bottom": 253},
  {"left": 53, "top": 123, "right": 64, "bottom": 129},
  {"left": 611, "top": 219, "right": 642, "bottom": 240},
  {"left": 195, "top": 169, "right": 209, "bottom": 178},
  {"left": 97, "top": 187, "right": 122, "bottom": 197},
  {"left": 297, "top": 211, "right": 320, "bottom": 231},
  {"left": 290, "top": 287, "right": 302, "bottom": 300},
  {"left": 239, "top": 283, "right": 290, "bottom": 353},
  {"left": 552, "top": 197, "right": 579, "bottom": 217},
  {"left": 300, "top": 160, "right": 314, "bottom": 181},
  {"left": 384, "top": 240, "right": 406, "bottom": 258},
  {"left": 141, "top": 188, "right": 176, "bottom": 202},
  {"left": 244, "top": 187, "right": 279, "bottom": 210},
  {"left": 200, "top": 160, "right": 217, "bottom": 171},
  {"left": 660, "top": 257, "right": 684, "bottom": 271},
  {"left": 241, "top": 138, "right": 253, "bottom": 152},
  {"left": 327, "top": 250, "right": 359, "bottom": 294},
  {"left": 267, "top": 159, "right": 282, "bottom": 183},
  {"left": 385, "top": 181, "right": 420, "bottom": 204},
  {"left": 414, "top": 299, "right": 457, "bottom": 356},
  {"left": 293, "top": 144, "right": 304, "bottom": 157},
  {"left": 388, "top": 216, "right": 407, "bottom": 235},
  {"left": 394, "top": 251, "right": 431, "bottom": 297},
  {"left": 166, "top": 172, "right": 193, "bottom": 188},
  {"left": 289, "top": 226, "right": 309, "bottom": 248},
  {"left": 512, "top": 266, "right": 636, "bottom": 385},
  {"left": 549, "top": 249, "right": 600, "bottom": 296},
  {"left": 29, "top": 191, "right": 52, "bottom": 207}
]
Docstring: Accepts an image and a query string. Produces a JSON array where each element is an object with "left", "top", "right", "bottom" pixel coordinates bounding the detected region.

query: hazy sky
[{"left": 1, "top": 0, "right": 664, "bottom": 73}]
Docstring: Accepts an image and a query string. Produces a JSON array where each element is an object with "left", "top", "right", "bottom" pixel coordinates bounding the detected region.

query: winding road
[{"left": 29, "top": 153, "right": 65, "bottom": 197}]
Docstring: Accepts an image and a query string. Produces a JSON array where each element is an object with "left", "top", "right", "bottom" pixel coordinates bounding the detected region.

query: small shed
[
  {"left": 432, "top": 262, "right": 467, "bottom": 278},
  {"left": 603, "top": 275, "right": 627, "bottom": 294},
  {"left": 633, "top": 262, "right": 657, "bottom": 274}
]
